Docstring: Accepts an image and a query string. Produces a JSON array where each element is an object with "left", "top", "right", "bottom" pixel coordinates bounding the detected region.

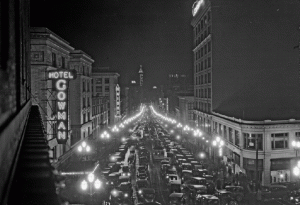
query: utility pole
[{"left": 255, "top": 135, "right": 259, "bottom": 192}]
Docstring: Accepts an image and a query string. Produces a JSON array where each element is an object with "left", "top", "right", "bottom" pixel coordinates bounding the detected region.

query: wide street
[{"left": 58, "top": 106, "right": 300, "bottom": 205}]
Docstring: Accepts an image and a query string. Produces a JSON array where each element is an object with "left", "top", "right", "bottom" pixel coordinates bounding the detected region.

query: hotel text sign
[{"left": 48, "top": 70, "right": 77, "bottom": 144}]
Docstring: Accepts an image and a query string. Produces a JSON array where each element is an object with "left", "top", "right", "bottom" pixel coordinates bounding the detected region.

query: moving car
[{"left": 139, "top": 188, "right": 156, "bottom": 203}]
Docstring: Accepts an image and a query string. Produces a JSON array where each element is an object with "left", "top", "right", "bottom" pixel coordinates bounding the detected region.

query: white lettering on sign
[
  {"left": 56, "top": 79, "right": 67, "bottom": 90},
  {"left": 58, "top": 112, "right": 66, "bottom": 120},
  {"left": 58, "top": 121, "right": 66, "bottom": 130},
  {"left": 49, "top": 71, "right": 74, "bottom": 79},
  {"left": 57, "top": 91, "right": 66, "bottom": 101},
  {"left": 58, "top": 131, "right": 66, "bottom": 140},
  {"left": 58, "top": 102, "right": 66, "bottom": 110}
]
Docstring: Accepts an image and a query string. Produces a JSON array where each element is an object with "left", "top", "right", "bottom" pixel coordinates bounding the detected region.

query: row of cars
[
  {"left": 135, "top": 122, "right": 162, "bottom": 205},
  {"left": 100, "top": 121, "right": 143, "bottom": 205},
  {"left": 151, "top": 116, "right": 241, "bottom": 205}
]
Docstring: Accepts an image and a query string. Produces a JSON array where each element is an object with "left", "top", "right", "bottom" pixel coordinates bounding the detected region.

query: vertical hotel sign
[{"left": 48, "top": 70, "right": 77, "bottom": 144}]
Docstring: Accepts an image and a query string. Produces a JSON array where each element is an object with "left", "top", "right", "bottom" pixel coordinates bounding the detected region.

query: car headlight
[
  {"left": 128, "top": 173, "right": 131, "bottom": 176},
  {"left": 296, "top": 198, "right": 299, "bottom": 202},
  {"left": 124, "top": 193, "right": 128, "bottom": 197},
  {"left": 166, "top": 176, "right": 169, "bottom": 178},
  {"left": 106, "top": 182, "right": 109, "bottom": 185},
  {"left": 138, "top": 190, "right": 142, "bottom": 194},
  {"left": 291, "top": 197, "right": 294, "bottom": 200}
]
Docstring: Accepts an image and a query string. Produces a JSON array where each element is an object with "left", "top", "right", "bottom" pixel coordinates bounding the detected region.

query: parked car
[
  {"left": 181, "top": 170, "right": 193, "bottom": 183},
  {"left": 224, "top": 185, "right": 245, "bottom": 202},
  {"left": 169, "top": 192, "right": 188, "bottom": 205},
  {"left": 139, "top": 188, "right": 156, "bottom": 203},
  {"left": 260, "top": 184, "right": 289, "bottom": 201},
  {"left": 195, "top": 194, "right": 220, "bottom": 205},
  {"left": 214, "top": 190, "right": 238, "bottom": 205},
  {"left": 168, "top": 181, "right": 181, "bottom": 194}
]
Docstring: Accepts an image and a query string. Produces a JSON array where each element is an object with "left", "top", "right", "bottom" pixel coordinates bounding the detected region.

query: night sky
[{"left": 30, "top": 0, "right": 194, "bottom": 88}]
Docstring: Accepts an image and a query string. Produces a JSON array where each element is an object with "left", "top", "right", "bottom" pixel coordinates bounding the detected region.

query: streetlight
[
  {"left": 80, "top": 173, "right": 102, "bottom": 203},
  {"left": 77, "top": 141, "right": 92, "bottom": 173},
  {"left": 100, "top": 131, "right": 110, "bottom": 139},
  {"left": 212, "top": 136, "right": 224, "bottom": 162}
]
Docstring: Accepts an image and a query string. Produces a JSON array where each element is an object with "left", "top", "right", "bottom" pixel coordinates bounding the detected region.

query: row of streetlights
[{"left": 150, "top": 105, "right": 224, "bottom": 158}]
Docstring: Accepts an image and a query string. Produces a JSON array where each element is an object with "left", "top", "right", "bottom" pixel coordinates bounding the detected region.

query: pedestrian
[{"left": 256, "top": 188, "right": 262, "bottom": 203}]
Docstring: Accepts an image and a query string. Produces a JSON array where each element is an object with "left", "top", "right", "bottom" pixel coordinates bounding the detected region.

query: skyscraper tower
[{"left": 139, "top": 65, "right": 144, "bottom": 104}]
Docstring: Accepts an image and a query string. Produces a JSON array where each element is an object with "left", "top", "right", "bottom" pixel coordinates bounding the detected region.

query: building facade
[
  {"left": 91, "top": 68, "right": 120, "bottom": 125},
  {"left": 191, "top": 0, "right": 300, "bottom": 185},
  {"left": 178, "top": 96, "right": 194, "bottom": 126},
  {"left": 92, "top": 96, "right": 109, "bottom": 140},
  {"left": 69, "top": 50, "right": 94, "bottom": 146},
  {"left": 30, "top": 27, "right": 75, "bottom": 160}
]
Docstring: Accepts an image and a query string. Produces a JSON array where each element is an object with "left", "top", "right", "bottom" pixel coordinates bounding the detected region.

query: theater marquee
[{"left": 48, "top": 70, "right": 77, "bottom": 144}]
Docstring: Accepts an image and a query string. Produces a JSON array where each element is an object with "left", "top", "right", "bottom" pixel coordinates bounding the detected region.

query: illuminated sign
[
  {"left": 139, "top": 65, "right": 143, "bottom": 86},
  {"left": 116, "top": 84, "right": 121, "bottom": 118},
  {"left": 192, "top": 0, "right": 204, "bottom": 16},
  {"left": 48, "top": 69, "right": 77, "bottom": 144}
]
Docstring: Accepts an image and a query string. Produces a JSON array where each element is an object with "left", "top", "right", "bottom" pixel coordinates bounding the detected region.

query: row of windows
[
  {"left": 95, "top": 86, "right": 110, "bottom": 93},
  {"left": 52, "top": 52, "right": 67, "bottom": 69},
  {"left": 195, "top": 41, "right": 211, "bottom": 61},
  {"left": 195, "top": 102, "right": 211, "bottom": 113},
  {"left": 195, "top": 72, "right": 211, "bottom": 85},
  {"left": 82, "top": 80, "right": 91, "bottom": 92},
  {"left": 195, "top": 56, "right": 212, "bottom": 73},
  {"left": 82, "top": 97, "right": 91, "bottom": 108},
  {"left": 195, "top": 10, "right": 211, "bottom": 36},
  {"left": 82, "top": 111, "right": 91, "bottom": 124},
  {"left": 213, "top": 121, "right": 300, "bottom": 151},
  {"left": 95, "top": 78, "right": 110, "bottom": 84},
  {"left": 195, "top": 26, "right": 211, "bottom": 47},
  {"left": 195, "top": 88, "right": 211, "bottom": 99}
]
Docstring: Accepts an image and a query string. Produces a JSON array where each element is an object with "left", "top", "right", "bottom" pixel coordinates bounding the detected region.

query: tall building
[
  {"left": 30, "top": 27, "right": 75, "bottom": 160},
  {"left": 191, "top": 0, "right": 300, "bottom": 185},
  {"left": 69, "top": 50, "right": 94, "bottom": 145},
  {"left": 92, "top": 67, "right": 120, "bottom": 125}
]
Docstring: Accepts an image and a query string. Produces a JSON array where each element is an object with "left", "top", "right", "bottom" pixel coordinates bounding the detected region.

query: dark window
[
  {"left": 229, "top": 128, "right": 233, "bottom": 143},
  {"left": 235, "top": 130, "right": 240, "bottom": 147},
  {"left": 105, "top": 86, "right": 109, "bottom": 92},
  {"left": 208, "top": 11, "right": 211, "bottom": 21},
  {"left": 208, "top": 41, "right": 211, "bottom": 52},
  {"left": 271, "top": 133, "right": 289, "bottom": 149},
  {"left": 244, "top": 133, "right": 263, "bottom": 150},
  {"left": 208, "top": 72, "right": 211, "bottom": 83},
  {"left": 105, "top": 78, "right": 109, "bottom": 84},
  {"left": 208, "top": 26, "right": 211, "bottom": 36},
  {"left": 62, "top": 56, "right": 65, "bottom": 68},
  {"left": 296, "top": 132, "right": 300, "bottom": 141},
  {"left": 52, "top": 52, "right": 56, "bottom": 67},
  {"left": 208, "top": 57, "right": 211, "bottom": 68}
]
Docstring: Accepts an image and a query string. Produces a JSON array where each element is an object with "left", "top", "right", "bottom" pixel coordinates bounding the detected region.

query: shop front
[
  {"left": 270, "top": 158, "right": 291, "bottom": 183},
  {"left": 223, "top": 143, "right": 242, "bottom": 174},
  {"left": 243, "top": 157, "right": 263, "bottom": 184}
]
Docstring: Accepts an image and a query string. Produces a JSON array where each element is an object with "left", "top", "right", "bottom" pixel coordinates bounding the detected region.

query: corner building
[{"left": 191, "top": 0, "right": 300, "bottom": 185}]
